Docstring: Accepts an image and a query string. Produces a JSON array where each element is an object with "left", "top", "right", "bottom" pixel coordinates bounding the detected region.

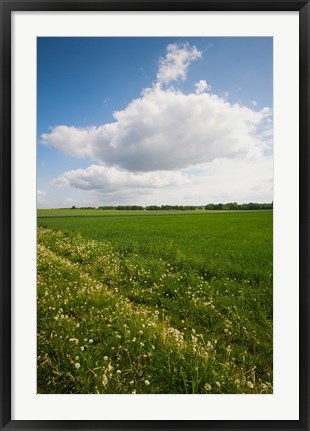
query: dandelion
[
  {"left": 89, "top": 339, "right": 94, "bottom": 344},
  {"left": 103, "top": 356, "right": 108, "bottom": 361},
  {"left": 75, "top": 363, "right": 80, "bottom": 369},
  {"left": 116, "top": 370, "right": 121, "bottom": 374},
  {"left": 247, "top": 381, "right": 254, "bottom": 389},
  {"left": 80, "top": 346, "right": 84, "bottom": 351},
  {"left": 144, "top": 380, "right": 150, "bottom": 385},
  {"left": 130, "top": 380, "right": 134, "bottom": 385},
  {"left": 102, "top": 375, "right": 108, "bottom": 386},
  {"left": 75, "top": 356, "right": 79, "bottom": 361},
  {"left": 132, "top": 390, "right": 137, "bottom": 394},
  {"left": 204, "top": 383, "right": 212, "bottom": 391}
]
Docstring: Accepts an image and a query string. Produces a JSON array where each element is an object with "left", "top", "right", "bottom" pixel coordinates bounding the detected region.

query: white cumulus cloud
[
  {"left": 42, "top": 86, "right": 271, "bottom": 172},
  {"left": 195, "top": 80, "right": 211, "bottom": 94},
  {"left": 52, "top": 164, "right": 188, "bottom": 191},
  {"left": 156, "top": 42, "right": 202, "bottom": 85}
]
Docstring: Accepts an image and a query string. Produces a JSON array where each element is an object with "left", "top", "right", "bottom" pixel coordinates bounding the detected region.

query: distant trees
[
  {"left": 146, "top": 205, "right": 198, "bottom": 211},
  {"left": 98, "top": 205, "right": 144, "bottom": 210},
  {"left": 205, "top": 202, "right": 273, "bottom": 211},
  {"left": 69, "top": 202, "right": 273, "bottom": 211}
]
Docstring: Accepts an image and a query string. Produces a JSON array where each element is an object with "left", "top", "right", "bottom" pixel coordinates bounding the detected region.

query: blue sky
[{"left": 37, "top": 37, "right": 273, "bottom": 208}]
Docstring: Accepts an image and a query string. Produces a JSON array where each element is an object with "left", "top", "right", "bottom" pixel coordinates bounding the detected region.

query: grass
[{"left": 37, "top": 210, "right": 273, "bottom": 394}]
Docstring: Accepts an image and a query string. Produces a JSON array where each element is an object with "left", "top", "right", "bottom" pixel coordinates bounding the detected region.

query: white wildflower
[{"left": 102, "top": 374, "right": 108, "bottom": 386}]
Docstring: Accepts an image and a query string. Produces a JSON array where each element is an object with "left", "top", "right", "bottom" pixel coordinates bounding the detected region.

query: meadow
[{"left": 37, "top": 210, "right": 273, "bottom": 394}]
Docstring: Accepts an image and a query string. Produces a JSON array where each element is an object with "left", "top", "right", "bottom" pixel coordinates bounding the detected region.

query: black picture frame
[{"left": 1, "top": 0, "right": 309, "bottom": 430}]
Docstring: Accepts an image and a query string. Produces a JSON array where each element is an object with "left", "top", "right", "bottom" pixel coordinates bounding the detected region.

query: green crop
[{"left": 37, "top": 210, "right": 273, "bottom": 394}]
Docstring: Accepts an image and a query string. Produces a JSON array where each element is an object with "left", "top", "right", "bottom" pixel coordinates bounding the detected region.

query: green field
[{"left": 37, "top": 210, "right": 273, "bottom": 394}]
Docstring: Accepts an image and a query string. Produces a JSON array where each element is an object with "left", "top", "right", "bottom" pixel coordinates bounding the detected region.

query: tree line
[
  {"left": 204, "top": 202, "right": 273, "bottom": 210},
  {"left": 71, "top": 202, "right": 273, "bottom": 211}
]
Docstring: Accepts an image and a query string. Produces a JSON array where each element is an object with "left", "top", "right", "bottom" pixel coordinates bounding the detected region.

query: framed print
[{"left": 1, "top": 0, "right": 309, "bottom": 430}]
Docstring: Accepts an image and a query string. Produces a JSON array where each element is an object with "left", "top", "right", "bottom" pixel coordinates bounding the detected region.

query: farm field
[
  {"left": 38, "top": 208, "right": 240, "bottom": 218},
  {"left": 37, "top": 210, "right": 273, "bottom": 394}
]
